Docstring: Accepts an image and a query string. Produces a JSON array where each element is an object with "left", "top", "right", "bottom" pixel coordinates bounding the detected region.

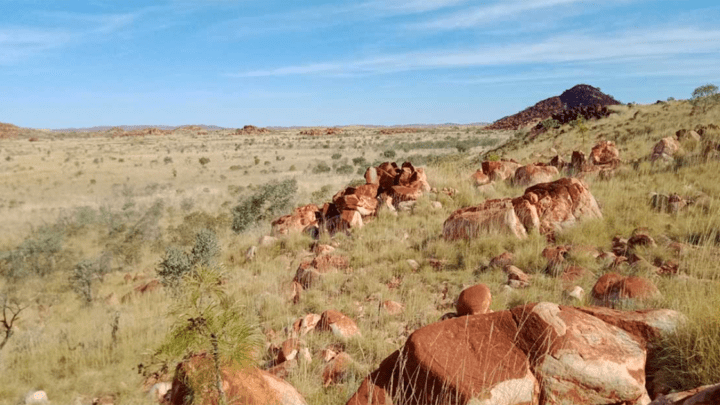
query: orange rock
[
  {"left": 316, "top": 310, "right": 361, "bottom": 338},
  {"left": 168, "top": 353, "right": 307, "bottom": 405},
  {"left": 322, "top": 352, "right": 352, "bottom": 387},
  {"left": 456, "top": 284, "right": 492, "bottom": 316},
  {"left": 512, "top": 163, "right": 559, "bottom": 187}
]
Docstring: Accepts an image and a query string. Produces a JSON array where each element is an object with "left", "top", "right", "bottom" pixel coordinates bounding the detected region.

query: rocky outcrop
[
  {"left": 487, "top": 84, "right": 620, "bottom": 131},
  {"left": 444, "top": 177, "right": 602, "bottom": 239},
  {"left": 313, "top": 161, "right": 430, "bottom": 236},
  {"left": 271, "top": 204, "right": 320, "bottom": 236},
  {"left": 590, "top": 140, "right": 621, "bottom": 167},
  {"left": 347, "top": 302, "right": 683, "bottom": 405}
]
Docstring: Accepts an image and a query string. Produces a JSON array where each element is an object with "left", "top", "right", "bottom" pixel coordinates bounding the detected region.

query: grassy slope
[{"left": 0, "top": 99, "right": 719, "bottom": 404}]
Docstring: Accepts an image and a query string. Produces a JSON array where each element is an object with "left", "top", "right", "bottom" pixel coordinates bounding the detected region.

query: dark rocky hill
[{"left": 487, "top": 84, "right": 621, "bottom": 130}]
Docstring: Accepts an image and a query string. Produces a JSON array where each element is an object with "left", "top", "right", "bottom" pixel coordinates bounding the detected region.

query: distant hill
[
  {"left": 50, "top": 124, "right": 228, "bottom": 133},
  {"left": 486, "top": 84, "right": 621, "bottom": 130}
]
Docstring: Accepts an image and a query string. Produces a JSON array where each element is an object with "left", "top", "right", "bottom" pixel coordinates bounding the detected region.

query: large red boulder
[
  {"left": 271, "top": 204, "right": 320, "bottom": 236},
  {"left": 512, "top": 177, "right": 603, "bottom": 234},
  {"left": 442, "top": 198, "right": 528, "bottom": 240},
  {"left": 348, "top": 302, "right": 685, "bottom": 405},
  {"left": 512, "top": 163, "right": 559, "bottom": 187},
  {"left": 347, "top": 311, "right": 539, "bottom": 405},
  {"left": 169, "top": 354, "right": 307, "bottom": 405},
  {"left": 592, "top": 273, "right": 661, "bottom": 307},
  {"left": 512, "top": 303, "right": 651, "bottom": 405},
  {"left": 482, "top": 160, "right": 521, "bottom": 181},
  {"left": 443, "top": 178, "right": 601, "bottom": 239}
]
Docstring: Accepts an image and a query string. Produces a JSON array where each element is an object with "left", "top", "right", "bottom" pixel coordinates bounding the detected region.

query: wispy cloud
[
  {"left": 0, "top": 28, "right": 73, "bottom": 64},
  {"left": 230, "top": 27, "right": 720, "bottom": 77},
  {"left": 410, "top": 0, "right": 628, "bottom": 31}
]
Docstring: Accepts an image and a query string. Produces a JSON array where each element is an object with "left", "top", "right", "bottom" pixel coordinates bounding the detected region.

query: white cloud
[
  {"left": 230, "top": 27, "right": 720, "bottom": 77},
  {"left": 418, "top": 0, "right": 583, "bottom": 30}
]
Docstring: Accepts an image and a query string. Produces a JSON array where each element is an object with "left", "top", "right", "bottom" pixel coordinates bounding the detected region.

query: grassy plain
[{"left": 0, "top": 97, "right": 719, "bottom": 404}]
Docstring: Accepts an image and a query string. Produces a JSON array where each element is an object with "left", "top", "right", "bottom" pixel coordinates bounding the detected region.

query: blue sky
[{"left": 1, "top": 0, "right": 719, "bottom": 128}]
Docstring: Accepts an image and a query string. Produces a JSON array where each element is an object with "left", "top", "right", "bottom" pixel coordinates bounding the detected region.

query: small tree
[
  {"left": 157, "top": 266, "right": 259, "bottom": 405},
  {"left": 691, "top": 84, "right": 719, "bottom": 114},
  {"left": 1, "top": 294, "right": 28, "bottom": 351},
  {"left": 158, "top": 229, "right": 220, "bottom": 289},
  {"left": 69, "top": 253, "right": 112, "bottom": 304},
  {"left": 231, "top": 179, "right": 297, "bottom": 233}
]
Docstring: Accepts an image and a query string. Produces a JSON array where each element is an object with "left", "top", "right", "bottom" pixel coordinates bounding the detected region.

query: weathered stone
[
  {"left": 456, "top": 284, "right": 492, "bottom": 316},
  {"left": 169, "top": 354, "right": 307, "bottom": 405},
  {"left": 443, "top": 198, "right": 528, "bottom": 240},
  {"left": 271, "top": 204, "right": 320, "bottom": 236},
  {"left": 317, "top": 310, "right": 361, "bottom": 338},
  {"left": 512, "top": 163, "right": 559, "bottom": 187}
]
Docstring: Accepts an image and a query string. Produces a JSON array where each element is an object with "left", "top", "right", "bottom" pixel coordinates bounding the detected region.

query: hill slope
[{"left": 487, "top": 84, "right": 621, "bottom": 130}]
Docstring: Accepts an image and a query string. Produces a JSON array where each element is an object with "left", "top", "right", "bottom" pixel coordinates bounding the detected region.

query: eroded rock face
[
  {"left": 169, "top": 354, "right": 307, "bottom": 405},
  {"left": 271, "top": 204, "right": 320, "bottom": 236},
  {"left": 348, "top": 302, "right": 680, "bottom": 405},
  {"left": 471, "top": 170, "right": 491, "bottom": 186},
  {"left": 650, "top": 383, "right": 720, "bottom": 405},
  {"left": 513, "top": 163, "right": 559, "bottom": 187}
]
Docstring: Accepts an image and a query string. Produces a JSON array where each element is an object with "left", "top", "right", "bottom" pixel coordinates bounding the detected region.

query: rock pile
[
  {"left": 235, "top": 125, "right": 270, "bottom": 135},
  {"left": 299, "top": 127, "right": 343, "bottom": 136}
]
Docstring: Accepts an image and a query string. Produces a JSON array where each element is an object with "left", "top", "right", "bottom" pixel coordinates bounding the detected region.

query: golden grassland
[{"left": 0, "top": 98, "right": 719, "bottom": 404}]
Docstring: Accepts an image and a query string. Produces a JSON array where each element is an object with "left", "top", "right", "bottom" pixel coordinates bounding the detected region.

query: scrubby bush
[
  {"left": 312, "top": 161, "right": 332, "bottom": 174},
  {"left": 231, "top": 178, "right": 298, "bottom": 233},
  {"left": 69, "top": 253, "right": 112, "bottom": 304},
  {"left": 311, "top": 184, "right": 334, "bottom": 205},
  {"left": 331, "top": 153, "right": 342, "bottom": 160},
  {"left": 1, "top": 225, "right": 64, "bottom": 279},
  {"left": 199, "top": 157, "right": 210, "bottom": 166},
  {"left": 158, "top": 229, "right": 219, "bottom": 288},
  {"left": 383, "top": 149, "right": 397, "bottom": 159},
  {"left": 352, "top": 157, "right": 368, "bottom": 167},
  {"left": 335, "top": 164, "right": 354, "bottom": 175}
]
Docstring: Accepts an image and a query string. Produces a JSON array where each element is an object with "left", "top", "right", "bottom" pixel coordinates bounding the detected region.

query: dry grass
[{"left": 0, "top": 97, "right": 719, "bottom": 404}]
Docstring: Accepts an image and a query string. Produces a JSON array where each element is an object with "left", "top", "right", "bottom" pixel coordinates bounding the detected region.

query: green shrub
[
  {"left": 352, "top": 157, "right": 368, "bottom": 167},
  {"left": 311, "top": 185, "right": 334, "bottom": 205},
  {"left": 231, "top": 178, "right": 298, "bottom": 233},
  {"left": 199, "top": 157, "right": 210, "bottom": 166},
  {"left": 383, "top": 150, "right": 396, "bottom": 159},
  {"left": 335, "top": 164, "right": 354, "bottom": 175},
  {"left": 312, "top": 162, "right": 331, "bottom": 174},
  {"left": 69, "top": 254, "right": 111, "bottom": 304},
  {"left": 1, "top": 225, "right": 64, "bottom": 279},
  {"left": 331, "top": 153, "right": 342, "bottom": 160}
]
